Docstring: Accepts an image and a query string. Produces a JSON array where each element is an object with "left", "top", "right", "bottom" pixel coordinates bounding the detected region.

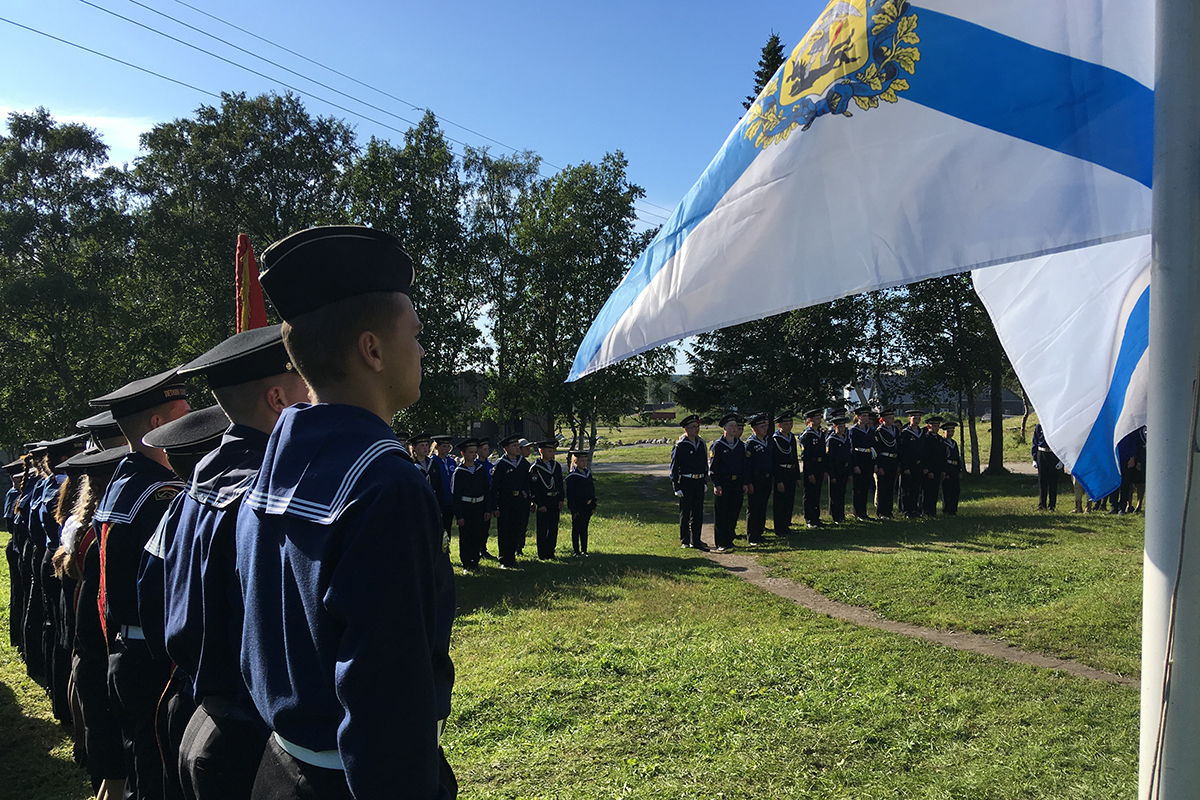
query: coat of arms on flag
[{"left": 744, "top": 0, "right": 920, "bottom": 148}]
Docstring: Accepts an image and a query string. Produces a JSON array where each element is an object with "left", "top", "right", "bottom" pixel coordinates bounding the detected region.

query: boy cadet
[
  {"left": 709, "top": 412, "right": 748, "bottom": 552},
  {"left": 475, "top": 439, "right": 496, "bottom": 560},
  {"left": 899, "top": 409, "right": 926, "bottom": 518},
  {"left": 529, "top": 441, "right": 565, "bottom": 559},
  {"left": 237, "top": 226, "right": 456, "bottom": 799},
  {"left": 431, "top": 436, "right": 456, "bottom": 536},
  {"left": 452, "top": 439, "right": 490, "bottom": 572},
  {"left": 770, "top": 410, "right": 801, "bottom": 535},
  {"left": 670, "top": 414, "right": 709, "bottom": 550},
  {"left": 518, "top": 438, "right": 535, "bottom": 553},
  {"left": 799, "top": 409, "right": 827, "bottom": 528},
  {"left": 849, "top": 406, "right": 876, "bottom": 521},
  {"left": 139, "top": 403, "right": 231, "bottom": 800},
  {"left": 1031, "top": 422, "right": 1062, "bottom": 511},
  {"left": 564, "top": 449, "right": 596, "bottom": 556},
  {"left": 744, "top": 413, "right": 773, "bottom": 545},
  {"left": 941, "top": 421, "right": 964, "bottom": 515},
  {"left": 488, "top": 433, "right": 527, "bottom": 569},
  {"left": 825, "top": 416, "right": 852, "bottom": 524},
  {"left": 872, "top": 409, "right": 900, "bottom": 519},
  {"left": 921, "top": 415, "right": 946, "bottom": 516},
  {"left": 156, "top": 325, "right": 310, "bottom": 800},
  {"left": 411, "top": 432, "right": 434, "bottom": 479},
  {"left": 89, "top": 368, "right": 191, "bottom": 800}
]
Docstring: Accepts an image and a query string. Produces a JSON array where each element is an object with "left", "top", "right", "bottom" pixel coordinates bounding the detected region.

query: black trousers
[
  {"left": 713, "top": 481, "right": 743, "bottom": 548},
  {"left": 900, "top": 470, "right": 922, "bottom": 517},
  {"left": 678, "top": 479, "right": 705, "bottom": 546},
  {"left": 251, "top": 734, "right": 457, "bottom": 800},
  {"left": 496, "top": 501, "right": 525, "bottom": 566},
  {"left": 179, "top": 699, "right": 267, "bottom": 800},
  {"left": 745, "top": 478, "right": 771, "bottom": 543},
  {"left": 158, "top": 670, "right": 195, "bottom": 800},
  {"left": 772, "top": 479, "right": 797, "bottom": 534},
  {"left": 942, "top": 476, "right": 961, "bottom": 515},
  {"left": 108, "top": 635, "right": 172, "bottom": 800},
  {"left": 1037, "top": 456, "right": 1060, "bottom": 509},
  {"left": 802, "top": 471, "right": 824, "bottom": 524},
  {"left": 75, "top": 650, "right": 127, "bottom": 782},
  {"left": 7, "top": 540, "right": 23, "bottom": 648},
  {"left": 921, "top": 472, "right": 940, "bottom": 516},
  {"left": 571, "top": 510, "right": 592, "bottom": 554},
  {"left": 851, "top": 466, "right": 874, "bottom": 519},
  {"left": 875, "top": 460, "right": 899, "bottom": 518},
  {"left": 22, "top": 541, "right": 47, "bottom": 683},
  {"left": 828, "top": 471, "right": 848, "bottom": 523},
  {"left": 536, "top": 505, "right": 560, "bottom": 559},
  {"left": 457, "top": 510, "right": 486, "bottom": 569}
]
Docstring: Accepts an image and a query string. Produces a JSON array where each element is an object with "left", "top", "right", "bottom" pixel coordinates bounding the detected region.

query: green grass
[
  {"left": 755, "top": 472, "right": 1142, "bottom": 677},
  {"left": 2, "top": 470, "right": 1140, "bottom": 798}
]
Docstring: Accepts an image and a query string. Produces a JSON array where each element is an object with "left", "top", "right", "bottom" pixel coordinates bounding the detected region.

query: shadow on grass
[{"left": 0, "top": 675, "right": 91, "bottom": 800}]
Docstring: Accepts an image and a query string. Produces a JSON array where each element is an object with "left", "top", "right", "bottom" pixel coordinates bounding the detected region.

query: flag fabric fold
[
  {"left": 569, "top": 0, "right": 1152, "bottom": 382},
  {"left": 972, "top": 236, "right": 1150, "bottom": 499},
  {"left": 236, "top": 233, "right": 268, "bottom": 333}
]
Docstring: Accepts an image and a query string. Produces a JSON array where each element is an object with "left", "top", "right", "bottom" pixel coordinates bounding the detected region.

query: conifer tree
[{"left": 744, "top": 32, "right": 787, "bottom": 110}]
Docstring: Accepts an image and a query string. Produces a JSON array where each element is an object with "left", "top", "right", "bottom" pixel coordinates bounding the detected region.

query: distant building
[{"left": 844, "top": 374, "right": 1023, "bottom": 418}]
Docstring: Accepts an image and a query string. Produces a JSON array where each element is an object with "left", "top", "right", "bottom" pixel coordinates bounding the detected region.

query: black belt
[
  {"left": 853, "top": 447, "right": 872, "bottom": 453},
  {"left": 878, "top": 452, "right": 896, "bottom": 458}
]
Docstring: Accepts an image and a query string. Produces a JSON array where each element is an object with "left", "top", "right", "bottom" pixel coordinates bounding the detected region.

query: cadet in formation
[
  {"left": 564, "top": 448, "right": 596, "bottom": 557},
  {"left": 530, "top": 440, "right": 564, "bottom": 559},
  {"left": 744, "top": 412, "right": 773, "bottom": 546},
  {"left": 670, "top": 414, "right": 709, "bottom": 550},
  {"left": 941, "top": 421, "right": 964, "bottom": 515},
  {"left": 849, "top": 406, "right": 876, "bottom": 521},
  {"left": 488, "top": 433, "right": 529, "bottom": 569},
  {"left": 709, "top": 412, "right": 747, "bottom": 552},
  {"left": 799, "top": 409, "right": 827, "bottom": 529},
  {"left": 452, "top": 438, "right": 491, "bottom": 572},
  {"left": 770, "top": 410, "right": 800, "bottom": 536},
  {"left": 824, "top": 415, "right": 851, "bottom": 524}
]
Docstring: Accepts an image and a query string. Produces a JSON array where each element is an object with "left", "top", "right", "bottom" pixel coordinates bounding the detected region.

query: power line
[
  {"left": 155, "top": 0, "right": 675, "bottom": 219},
  {"left": 79, "top": 0, "right": 670, "bottom": 223},
  {"left": 0, "top": 15, "right": 221, "bottom": 101}
]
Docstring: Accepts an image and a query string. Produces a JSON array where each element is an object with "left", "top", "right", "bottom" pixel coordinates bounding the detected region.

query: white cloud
[{"left": 0, "top": 105, "right": 154, "bottom": 167}]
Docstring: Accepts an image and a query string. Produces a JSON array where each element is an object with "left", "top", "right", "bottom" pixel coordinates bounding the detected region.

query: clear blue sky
[{"left": 0, "top": 0, "right": 825, "bottom": 227}]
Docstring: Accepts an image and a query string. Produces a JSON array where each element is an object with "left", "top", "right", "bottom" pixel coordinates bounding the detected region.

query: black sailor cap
[
  {"left": 497, "top": 433, "right": 521, "bottom": 448},
  {"left": 3, "top": 458, "right": 25, "bottom": 475},
  {"left": 259, "top": 226, "right": 414, "bottom": 321},
  {"left": 141, "top": 406, "right": 229, "bottom": 457},
  {"left": 679, "top": 414, "right": 700, "bottom": 428},
  {"left": 409, "top": 432, "right": 433, "bottom": 445},
  {"left": 68, "top": 445, "right": 131, "bottom": 470},
  {"left": 75, "top": 409, "right": 123, "bottom": 440},
  {"left": 179, "top": 324, "right": 294, "bottom": 389},
  {"left": 90, "top": 366, "right": 188, "bottom": 419}
]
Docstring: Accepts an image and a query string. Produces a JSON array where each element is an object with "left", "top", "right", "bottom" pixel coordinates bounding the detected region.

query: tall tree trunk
[
  {"left": 966, "top": 382, "right": 980, "bottom": 475},
  {"left": 985, "top": 346, "right": 1008, "bottom": 474},
  {"left": 957, "top": 387, "right": 966, "bottom": 471}
]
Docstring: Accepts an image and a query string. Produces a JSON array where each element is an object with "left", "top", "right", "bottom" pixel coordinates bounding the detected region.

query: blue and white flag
[
  {"left": 973, "top": 237, "right": 1150, "bottom": 500},
  {"left": 570, "top": 0, "right": 1153, "bottom": 383}
]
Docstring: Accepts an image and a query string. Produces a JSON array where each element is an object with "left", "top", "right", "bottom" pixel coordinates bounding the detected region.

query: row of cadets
[
  {"left": 744, "top": 412, "right": 773, "bottom": 546},
  {"left": 799, "top": 408, "right": 827, "bottom": 529},
  {"left": 88, "top": 367, "right": 192, "bottom": 800},
  {"left": 165, "top": 323, "right": 309, "bottom": 800},
  {"left": 139, "top": 404, "right": 231, "bottom": 800},
  {"left": 487, "top": 433, "right": 529, "bottom": 568},
  {"left": 529, "top": 441, "right": 564, "bottom": 560},
  {"left": 770, "top": 410, "right": 800, "bottom": 536},
  {"left": 564, "top": 448, "right": 596, "bottom": 557},
  {"left": 709, "top": 411, "right": 748, "bottom": 552},
  {"left": 670, "top": 414, "right": 708, "bottom": 550},
  {"left": 452, "top": 438, "right": 490, "bottom": 572},
  {"left": 236, "top": 226, "right": 456, "bottom": 799}
]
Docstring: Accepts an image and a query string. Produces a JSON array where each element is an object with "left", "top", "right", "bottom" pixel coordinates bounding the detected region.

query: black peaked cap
[
  {"left": 91, "top": 366, "right": 188, "bottom": 419},
  {"left": 409, "top": 432, "right": 433, "bottom": 445},
  {"left": 68, "top": 445, "right": 131, "bottom": 470},
  {"left": 259, "top": 226, "right": 413, "bottom": 321},
  {"left": 179, "top": 324, "right": 294, "bottom": 389},
  {"left": 3, "top": 459, "right": 25, "bottom": 474},
  {"left": 537, "top": 440, "right": 558, "bottom": 449},
  {"left": 142, "top": 406, "right": 230, "bottom": 456},
  {"left": 457, "top": 438, "right": 479, "bottom": 452},
  {"left": 76, "top": 409, "right": 116, "bottom": 430},
  {"left": 497, "top": 433, "right": 521, "bottom": 448},
  {"left": 679, "top": 414, "right": 700, "bottom": 428}
]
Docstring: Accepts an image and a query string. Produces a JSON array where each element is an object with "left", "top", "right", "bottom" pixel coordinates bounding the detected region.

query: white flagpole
[{"left": 1140, "top": 0, "right": 1200, "bottom": 796}]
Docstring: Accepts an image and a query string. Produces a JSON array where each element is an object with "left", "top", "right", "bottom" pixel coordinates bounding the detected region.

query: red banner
[{"left": 235, "top": 234, "right": 268, "bottom": 333}]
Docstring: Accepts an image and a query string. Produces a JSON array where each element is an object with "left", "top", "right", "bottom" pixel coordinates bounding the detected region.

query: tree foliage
[{"left": 745, "top": 32, "right": 788, "bottom": 110}]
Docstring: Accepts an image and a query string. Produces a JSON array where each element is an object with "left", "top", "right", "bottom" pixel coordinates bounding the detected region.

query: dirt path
[
  {"left": 702, "top": 550, "right": 1138, "bottom": 689},
  {"left": 628, "top": 473, "right": 1136, "bottom": 688}
]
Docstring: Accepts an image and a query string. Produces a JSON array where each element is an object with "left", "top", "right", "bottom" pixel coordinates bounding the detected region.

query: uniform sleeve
[
  {"left": 669, "top": 443, "right": 681, "bottom": 490},
  {"left": 325, "top": 481, "right": 454, "bottom": 800},
  {"left": 137, "top": 495, "right": 184, "bottom": 661}
]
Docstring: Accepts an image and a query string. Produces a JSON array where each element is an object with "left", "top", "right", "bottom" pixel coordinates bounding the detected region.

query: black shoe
[
  {"left": 694, "top": 542, "right": 711, "bottom": 552},
  {"left": 481, "top": 551, "right": 497, "bottom": 560}
]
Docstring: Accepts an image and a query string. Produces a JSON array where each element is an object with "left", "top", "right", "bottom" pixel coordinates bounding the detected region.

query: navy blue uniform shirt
[
  {"left": 670, "top": 436, "right": 707, "bottom": 492},
  {"left": 709, "top": 437, "right": 748, "bottom": 486},
  {"left": 529, "top": 459, "right": 564, "bottom": 507},
  {"left": 236, "top": 403, "right": 455, "bottom": 800},
  {"left": 565, "top": 467, "right": 596, "bottom": 514},
  {"left": 746, "top": 434, "right": 772, "bottom": 480},
  {"left": 800, "top": 427, "right": 827, "bottom": 474}
]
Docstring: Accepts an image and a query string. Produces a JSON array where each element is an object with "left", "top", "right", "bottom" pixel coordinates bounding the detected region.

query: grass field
[{"left": 2, "top": 468, "right": 1140, "bottom": 799}]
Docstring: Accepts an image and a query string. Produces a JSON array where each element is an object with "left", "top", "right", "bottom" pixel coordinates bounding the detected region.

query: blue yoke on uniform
[{"left": 236, "top": 403, "right": 455, "bottom": 800}]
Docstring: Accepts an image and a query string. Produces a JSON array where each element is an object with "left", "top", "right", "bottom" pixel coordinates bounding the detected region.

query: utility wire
[
  {"left": 0, "top": 15, "right": 221, "bottom": 101},
  {"left": 156, "top": 0, "right": 676, "bottom": 218},
  {"left": 78, "top": 0, "right": 670, "bottom": 223}
]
